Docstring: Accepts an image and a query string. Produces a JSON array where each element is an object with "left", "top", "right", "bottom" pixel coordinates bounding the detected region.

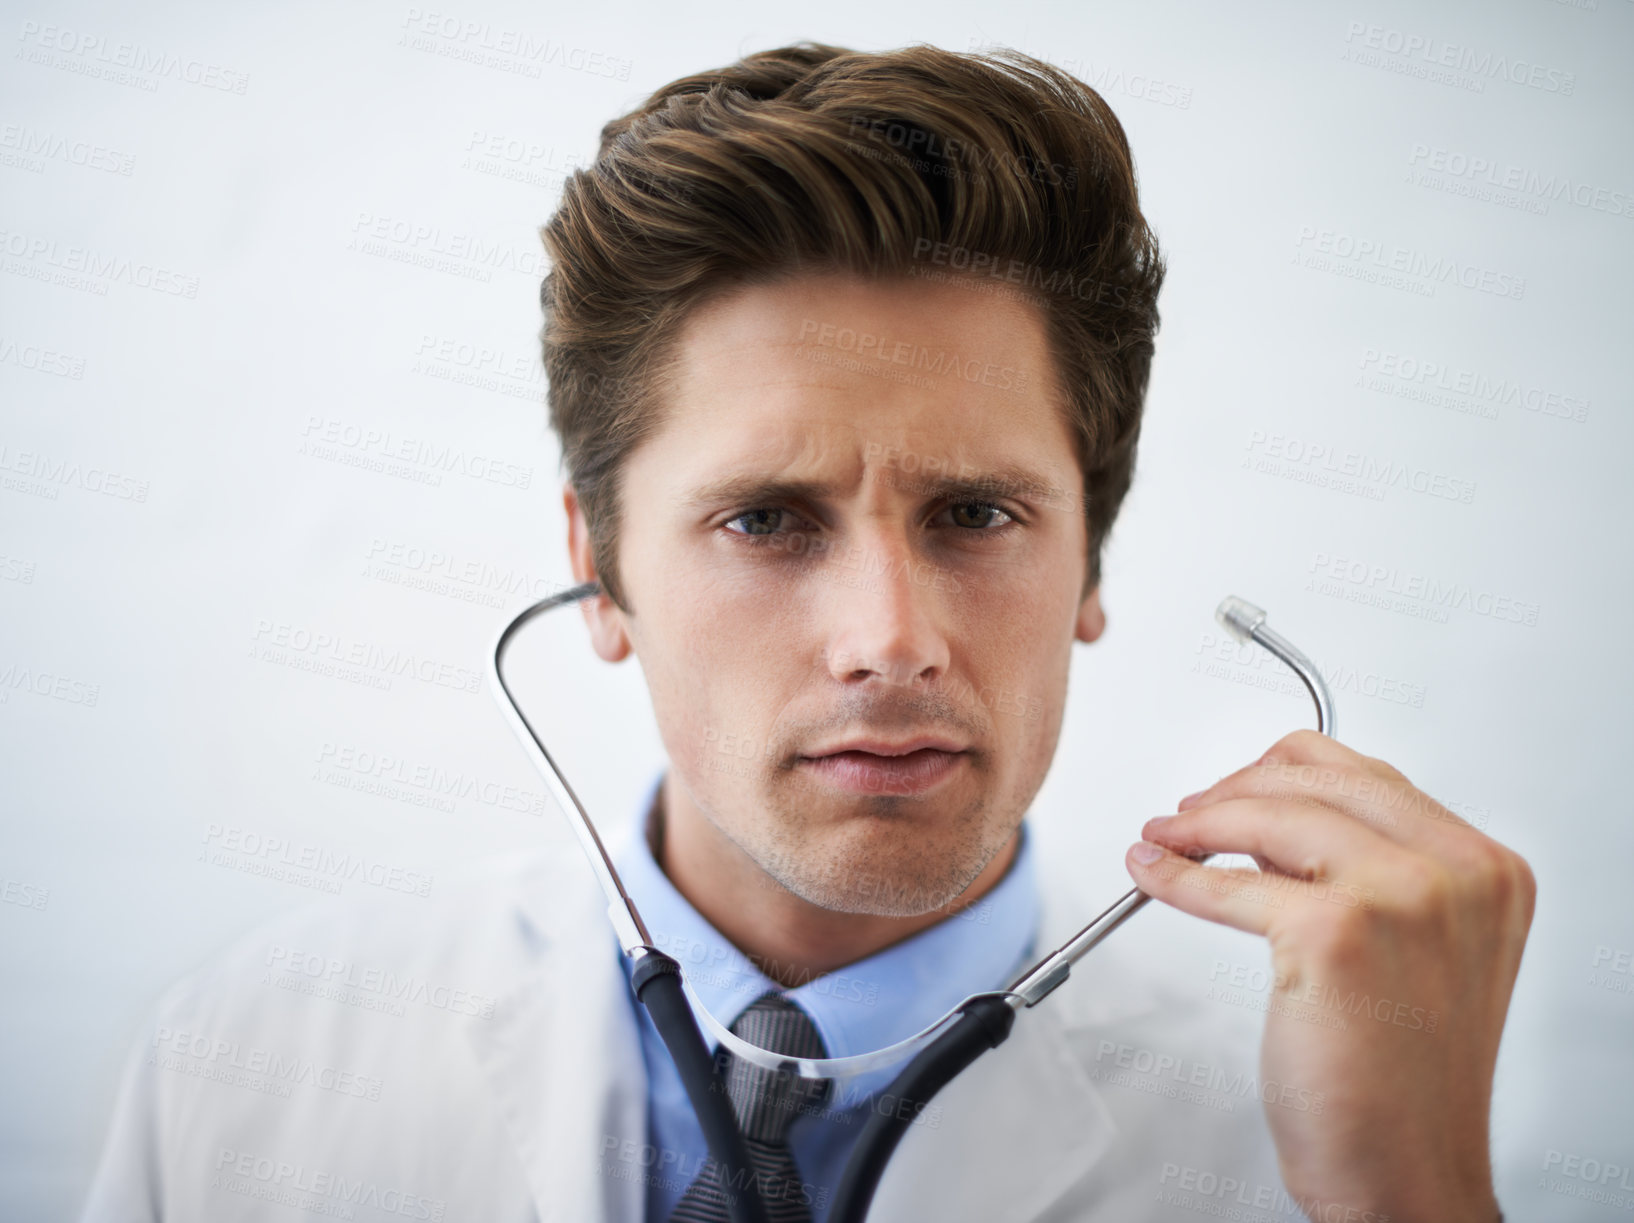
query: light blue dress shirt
[{"left": 612, "top": 771, "right": 1041, "bottom": 1222}]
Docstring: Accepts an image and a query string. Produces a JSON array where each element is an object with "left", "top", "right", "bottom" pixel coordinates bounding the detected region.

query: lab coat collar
[
  {"left": 464, "top": 851, "right": 648, "bottom": 1223},
  {"left": 470, "top": 842, "right": 1121, "bottom": 1223}
]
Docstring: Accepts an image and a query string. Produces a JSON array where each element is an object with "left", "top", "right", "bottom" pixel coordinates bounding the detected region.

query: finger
[
  {"left": 1179, "top": 728, "right": 1365, "bottom": 812},
  {"left": 1141, "top": 796, "right": 1404, "bottom": 892},
  {"left": 1179, "top": 728, "right": 1475, "bottom": 854},
  {"left": 1125, "top": 843, "right": 1277, "bottom": 935}
]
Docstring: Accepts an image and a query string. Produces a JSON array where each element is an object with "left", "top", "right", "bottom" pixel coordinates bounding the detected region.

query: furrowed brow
[
  {"left": 678, "top": 462, "right": 1065, "bottom": 511},
  {"left": 677, "top": 475, "right": 836, "bottom": 511},
  {"left": 905, "top": 463, "right": 1062, "bottom": 503}
]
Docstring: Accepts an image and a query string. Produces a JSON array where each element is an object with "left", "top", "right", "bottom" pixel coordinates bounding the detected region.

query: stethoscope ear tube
[
  {"left": 826, "top": 597, "right": 1334, "bottom": 1222},
  {"left": 828, "top": 994, "right": 1017, "bottom": 1223},
  {"left": 630, "top": 952, "right": 771, "bottom": 1223},
  {"left": 493, "top": 586, "right": 1332, "bottom": 1223}
]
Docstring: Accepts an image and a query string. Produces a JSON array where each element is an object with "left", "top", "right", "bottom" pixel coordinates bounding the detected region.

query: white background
[{"left": 2, "top": 0, "right": 1630, "bottom": 1218}]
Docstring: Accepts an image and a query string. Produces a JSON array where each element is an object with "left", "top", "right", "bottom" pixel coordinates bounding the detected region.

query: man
[{"left": 82, "top": 42, "right": 1533, "bottom": 1222}]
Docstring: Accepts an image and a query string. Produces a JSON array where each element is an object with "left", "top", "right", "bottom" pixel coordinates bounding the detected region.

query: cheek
[
  {"left": 637, "top": 617, "right": 794, "bottom": 777},
  {"left": 958, "top": 570, "right": 1068, "bottom": 674},
  {"left": 965, "top": 596, "right": 1072, "bottom": 766}
]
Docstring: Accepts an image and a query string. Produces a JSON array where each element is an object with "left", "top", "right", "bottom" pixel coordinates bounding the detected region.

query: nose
[{"left": 819, "top": 530, "right": 952, "bottom": 688}]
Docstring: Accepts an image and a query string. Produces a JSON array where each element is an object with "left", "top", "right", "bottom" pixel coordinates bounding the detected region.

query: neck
[{"left": 651, "top": 773, "right": 1018, "bottom": 989}]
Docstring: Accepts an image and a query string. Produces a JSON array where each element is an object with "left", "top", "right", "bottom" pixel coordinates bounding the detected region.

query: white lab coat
[{"left": 80, "top": 840, "right": 1287, "bottom": 1223}]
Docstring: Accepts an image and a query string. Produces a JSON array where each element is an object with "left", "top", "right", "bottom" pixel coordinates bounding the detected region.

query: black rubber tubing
[
  {"left": 631, "top": 952, "right": 770, "bottom": 1223},
  {"left": 828, "top": 993, "right": 1019, "bottom": 1223}
]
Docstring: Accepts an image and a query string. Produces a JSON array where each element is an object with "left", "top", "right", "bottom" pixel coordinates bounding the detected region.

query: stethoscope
[{"left": 489, "top": 583, "right": 1335, "bottom": 1223}]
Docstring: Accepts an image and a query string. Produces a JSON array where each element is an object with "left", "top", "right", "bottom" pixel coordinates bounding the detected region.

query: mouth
[{"left": 797, "top": 738, "right": 969, "bottom": 797}]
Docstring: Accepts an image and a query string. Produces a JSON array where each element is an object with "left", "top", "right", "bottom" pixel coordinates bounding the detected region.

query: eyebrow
[{"left": 678, "top": 462, "right": 1068, "bottom": 511}]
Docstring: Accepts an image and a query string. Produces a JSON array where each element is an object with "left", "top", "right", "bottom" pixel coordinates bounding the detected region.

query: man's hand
[{"left": 1125, "top": 729, "right": 1534, "bottom": 1223}]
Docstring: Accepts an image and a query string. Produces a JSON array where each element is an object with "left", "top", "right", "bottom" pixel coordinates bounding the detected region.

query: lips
[
  {"left": 803, "top": 736, "right": 968, "bottom": 759},
  {"left": 798, "top": 737, "right": 968, "bottom": 796}
]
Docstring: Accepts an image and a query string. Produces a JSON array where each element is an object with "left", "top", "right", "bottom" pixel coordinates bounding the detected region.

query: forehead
[{"left": 650, "top": 272, "right": 1076, "bottom": 479}]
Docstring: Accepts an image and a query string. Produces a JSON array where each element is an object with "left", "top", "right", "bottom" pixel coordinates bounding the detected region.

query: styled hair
[{"left": 540, "top": 41, "right": 1165, "bottom": 611}]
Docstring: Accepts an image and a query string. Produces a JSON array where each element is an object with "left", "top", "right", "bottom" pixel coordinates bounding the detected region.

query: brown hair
[{"left": 540, "top": 41, "right": 1164, "bottom": 611}]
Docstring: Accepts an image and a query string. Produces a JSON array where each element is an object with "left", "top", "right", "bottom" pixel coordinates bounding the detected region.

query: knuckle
[
  {"left": 1415, "top": 791, "right": 1462, "bottom": 827},
  {"left": 1269, "top": 728, "right": 1324, "bottom": 762},
  {"left": 1511, "top": 853, "right": 1539, "bottom": 924},
  {"left": 1252, "top": 764, "right": 1341, "bottom": 810},
  {"left": 1361, "top": 751, "right": 1410, "bottom": 785},
  {"left": 1387, "top": 856, "right": 1454, "bottom": 924},
  {"left": 1302, "top": 905, "right": 1371, "bottom": 969},
  {"left": 1477, "top": 844, "right": 1538, "bottom": 921}
]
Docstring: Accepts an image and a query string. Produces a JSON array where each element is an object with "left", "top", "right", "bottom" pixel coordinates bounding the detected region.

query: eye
[
  {"left": 724, "top": 507, "right": 790, "bottom": 537},
  {"left": 944, "top": 500, "right": 1013, "bottom": 530}
]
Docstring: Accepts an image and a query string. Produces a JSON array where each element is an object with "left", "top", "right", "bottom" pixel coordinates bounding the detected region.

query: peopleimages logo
[
  {"left": 1307, "top": 551, "right": 1541, "bottom": 627},
  {"left": 396, "top": 8, "right": 632, "bottom": 81},
  {"left": 250, "top": 617, "right": 482, "bottom": 694},
  {"left": 0, "top": 660, "right": 100, "bottom": 706},
  {"left": 315, "top": 740, "right": 549, "bottom": 816},
  {"left": 1157, "top": 1164, "right": 1392, "bottom": 1223},
  {"left": 151, "top": 1027, "right": 383, "bottom": 1101},
  {"left": 264, "top": 945, "right": 495, "bottom": 1017},
  {"left": 1540, "top": 1149, "right": 1634, "bottom": 1210},
  {"left": 1342, "top": 20, "right": 1576, "bottom": 95},
  {"left": 347, "top": 208, "right": 545, "bottom": 290},
  {"left": 0, "top": 337, "right": 87, "bottom": 379},
  {"left": 202, "top": 823, "right": 435, "bottom": 898},
  {"left": 1092, "top": 1039, "right": 1326, "bottom": 1114},
  {"left": 0, "top": 443, "right": 150, "bottom": 502},
  {"left": 1407, "top": 145, "right": 1632, "bottom": 219},
  {"left": 212, "top": 1148, "right": 445, "bottom": 1220},
  {"left": 1357, "top": 348, "right": 1591, "bottom": 425},
  {"left": 0, "top": 124, "right": 135, "bottom": 175},
  {"left": 1244, "top": 430, "right": 1477, "bottom": 506},
  {"left": 1293, "top": 226, "right": 1525, "bottom": 300},
  {"left": 909, "top": 238, "right": 1141, "bottom": 308},
  {"left": 0, "top": 228, "right": 200, "bottom": 298},
  {"left": 15, "top": 21, "right": 252, "bottom": 93},
  {"left": 298, "top": 416, "right": 533, "bottom": 491},
  {"left": 797, "top": 317, "right": 1030, "bottom": 391}
]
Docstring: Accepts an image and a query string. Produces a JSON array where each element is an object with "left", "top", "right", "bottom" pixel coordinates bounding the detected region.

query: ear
[
  {"left": 1075, "top": 584, "right": 1106, "bottom": 645},
  {"left": 563, "top": 484, "right": 633, "bottom": 663}
]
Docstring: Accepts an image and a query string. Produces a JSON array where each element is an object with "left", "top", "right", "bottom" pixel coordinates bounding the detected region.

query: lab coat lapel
[
  {"left": 865, "top": 859, "right": 1125, "bottom": 1223},
  {"left": 866, "top": 978, "right": 1120, "bottom": 1222},
  {"left": 465, "top": 855, "right": 648, "bottom": 1223},
  {"left": 462, "top": 845, "right": 1125, "bottom": 1223}
]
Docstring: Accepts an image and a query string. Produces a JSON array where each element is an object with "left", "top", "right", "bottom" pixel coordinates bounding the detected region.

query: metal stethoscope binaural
[{"left": 489, "top": 584, "right": 1336, "bottom": 1223}]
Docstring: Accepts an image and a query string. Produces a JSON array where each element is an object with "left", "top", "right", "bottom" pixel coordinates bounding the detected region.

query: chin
[{"left": 759, "top": 800, "right": 1005, "bottom": 919}]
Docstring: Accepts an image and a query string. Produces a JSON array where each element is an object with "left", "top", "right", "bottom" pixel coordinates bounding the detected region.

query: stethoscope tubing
[
  {"left": 489, "top": 583, "right": 1334, "bottom": 1223},
  {"left": 492, "top": 584, "right": 766, "bottom": 1222}
]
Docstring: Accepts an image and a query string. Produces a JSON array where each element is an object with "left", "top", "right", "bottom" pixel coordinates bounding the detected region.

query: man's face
[{"left": 575, "top": 271, "right": 1105, "bottom": 917}]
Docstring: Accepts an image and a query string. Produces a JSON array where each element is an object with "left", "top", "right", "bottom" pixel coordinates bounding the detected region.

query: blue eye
[
  {"left": 725, "top": 508, "right": 788, "bottom": 537},
  {"left": 722, "top": 501, "right": 1016, "bottom": 546}
]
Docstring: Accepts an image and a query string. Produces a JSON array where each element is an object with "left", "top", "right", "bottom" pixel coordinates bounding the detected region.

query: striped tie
[{"left": 669, "top": 992, "right": 832, "bottom": 1222}]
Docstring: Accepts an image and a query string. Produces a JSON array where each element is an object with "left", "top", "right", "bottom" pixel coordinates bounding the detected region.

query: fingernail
[
  {"left": 1178, "top": 791, "right": 1206, "bottom": 810},
  {"left": 1130, "top": 841, "right": 1165, "bottom": 864}
]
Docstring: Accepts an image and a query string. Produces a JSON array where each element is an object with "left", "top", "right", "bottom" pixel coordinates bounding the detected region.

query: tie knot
[{"left": 720, "top": 992, "right": 832, "bottom": 1142}]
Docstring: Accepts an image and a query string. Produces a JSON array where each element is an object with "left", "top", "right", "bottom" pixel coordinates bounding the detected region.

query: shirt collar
[{"left": 612, "top": 770, "right": 1041, "bottom": 1094}]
